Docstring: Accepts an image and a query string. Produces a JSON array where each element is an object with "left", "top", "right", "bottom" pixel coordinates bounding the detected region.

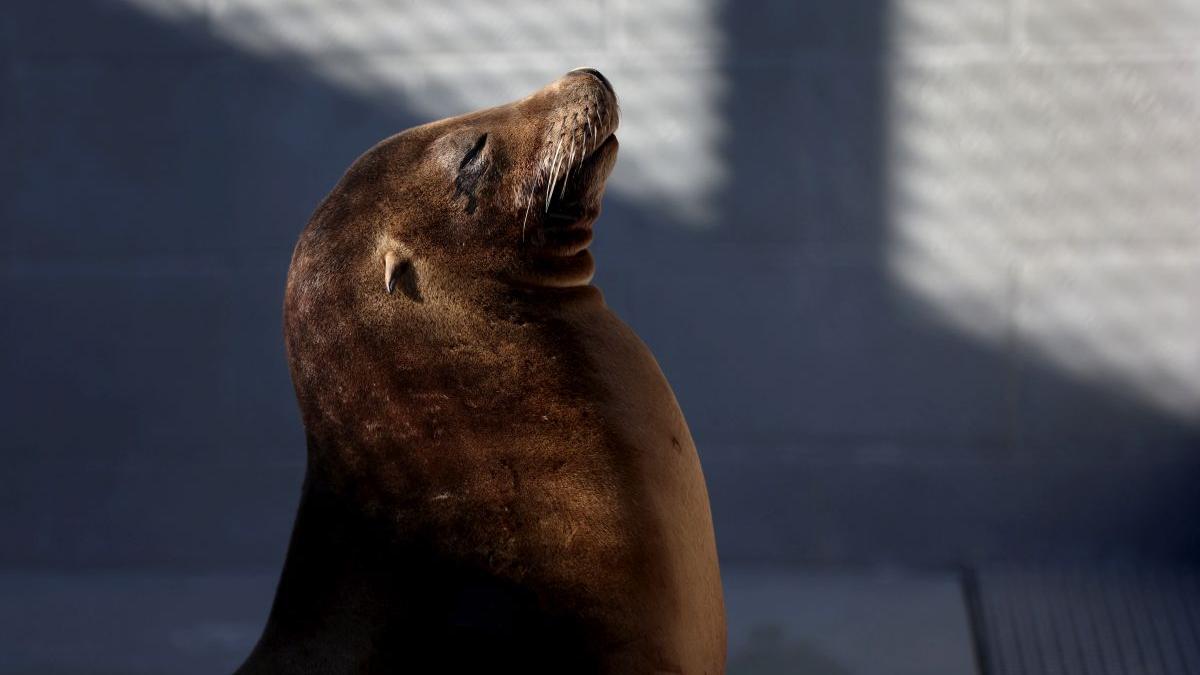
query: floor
[
  {"left": 969, "top": 567, "right": 1200, "bottom": 675},
  {"left": 0, "top": 567, "right": 979, "bottom": 674}
]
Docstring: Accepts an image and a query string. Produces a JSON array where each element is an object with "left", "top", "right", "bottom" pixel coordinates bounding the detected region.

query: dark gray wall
[{"left": 2, "top": 0, "right": 1198, "bottom": 571}]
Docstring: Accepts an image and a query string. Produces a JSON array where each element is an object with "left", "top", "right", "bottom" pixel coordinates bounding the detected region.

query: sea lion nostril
[{"left": 567, "top": 67, "right": 614, "bottom": 94}]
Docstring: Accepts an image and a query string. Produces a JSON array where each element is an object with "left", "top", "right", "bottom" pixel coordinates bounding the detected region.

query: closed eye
[
  {"left": 459, "top": 133, "right": 488, "bottom": 170},
  {"left": 453, "top": 133, "right": 490, "bottom": 214}
]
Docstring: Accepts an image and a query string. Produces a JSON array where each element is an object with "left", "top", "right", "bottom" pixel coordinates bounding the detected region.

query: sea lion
[{"left": 237, "top": 68, "right": 725, "bottom": 674}]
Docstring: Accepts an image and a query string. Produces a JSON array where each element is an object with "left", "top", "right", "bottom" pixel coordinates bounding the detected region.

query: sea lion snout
[
  {"left": 527, "top": 68, "right": 619, "bottom": 223},
  {"left": 567, "top": 67, "right": 615, "bottom": 95},
  {"left": 496, "top": 68, "right": 618, "bottom": 285}
]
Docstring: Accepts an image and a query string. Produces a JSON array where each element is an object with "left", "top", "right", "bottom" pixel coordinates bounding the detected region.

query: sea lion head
[
  {"left": 316, "top": 68, "right": 620, "bottom": 295},
  {"left": 284, "top": 67, "right": 620, "bottom": 460}
]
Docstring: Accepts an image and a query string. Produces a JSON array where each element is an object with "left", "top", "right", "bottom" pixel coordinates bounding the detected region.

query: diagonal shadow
[
  {"left": 0, "top": 0, "right": 1196, "bottom": 574},
  {"left": 684, "top": 1, "right": 1200, "bottom": 565}
]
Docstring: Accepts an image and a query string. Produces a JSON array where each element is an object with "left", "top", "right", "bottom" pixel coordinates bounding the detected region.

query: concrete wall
[{"left": 2, "top": 0, "right": 1197, "bottom": 570}]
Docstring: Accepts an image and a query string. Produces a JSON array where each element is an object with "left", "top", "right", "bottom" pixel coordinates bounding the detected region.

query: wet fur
[{"left": 237, "top": 72, "right": 725, "bottom": 674}]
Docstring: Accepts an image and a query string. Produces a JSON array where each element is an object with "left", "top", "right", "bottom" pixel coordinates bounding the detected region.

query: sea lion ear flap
[
  {"left": 383, "top": 249, "right": 423, "bottom": 302},
  {"left": 384, "top": 252, "right": 404, "bottom": 294}
]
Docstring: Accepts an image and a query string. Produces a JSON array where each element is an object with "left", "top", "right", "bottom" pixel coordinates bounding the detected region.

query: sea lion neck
[
  {"left": 422, "top": 268, "right": 607, "bottom": 321},
  {"left": 498, "top": 282, "right": 606, "bottom": 314}
]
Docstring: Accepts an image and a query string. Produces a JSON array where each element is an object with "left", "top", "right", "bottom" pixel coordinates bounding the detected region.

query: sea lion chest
[
  {"left": 291, "top": 287, "right": 723, "bottom": 670},
  {"left": 389, "top": 297, "right": 692, "bottom": 555}
]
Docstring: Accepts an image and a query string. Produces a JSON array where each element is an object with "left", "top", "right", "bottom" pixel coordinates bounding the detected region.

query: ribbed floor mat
[{"left": 967, "top": 568, "right": 1200, "bottom": 675}]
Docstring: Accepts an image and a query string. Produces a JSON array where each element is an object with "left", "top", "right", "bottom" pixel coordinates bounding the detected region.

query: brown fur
[{"left": 237, "top": 70, "right": 725, "bottom": 674}]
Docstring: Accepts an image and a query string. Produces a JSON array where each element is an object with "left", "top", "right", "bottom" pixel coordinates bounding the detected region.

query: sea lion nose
[{"left": 567, "top": 67, "right": 614, "bottom": 95}]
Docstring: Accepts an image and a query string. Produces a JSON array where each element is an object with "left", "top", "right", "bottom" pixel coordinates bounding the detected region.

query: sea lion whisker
[
  {"left": 545, "top": 136, "right": 563, "bottom": 212},
  {"left": 560, "top": 136, "right": 576, "bottom": 200},
  {"left": 520, "top": 190, "right": 534, "bottom": 242},
  {"left": 551, "top": 135, "right": 571, "bottom": 209}
]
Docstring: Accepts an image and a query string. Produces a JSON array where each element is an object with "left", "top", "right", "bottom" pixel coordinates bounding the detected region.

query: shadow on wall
[
  {"left": 687, "top": 2, "right": 1200, "bottom": 564},
  {"left": 1, "top": 0, "right": 1196, "bottom": 570}
]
